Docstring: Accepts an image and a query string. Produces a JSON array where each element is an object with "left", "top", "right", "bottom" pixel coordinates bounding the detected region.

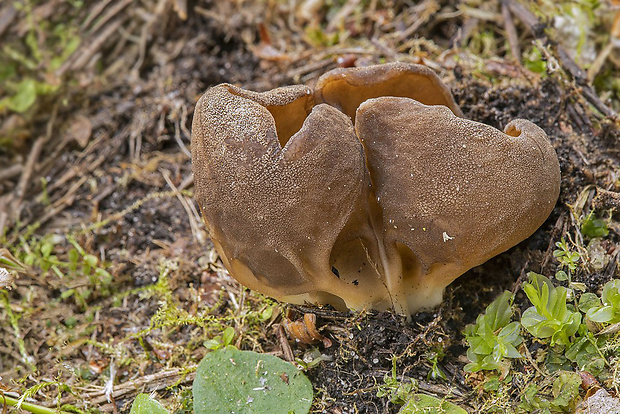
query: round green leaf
[
  {"left": 555, "top": 270, "right": 568, "bottom": 281},
  {"left": 602, "top": 280, "right": 620, "bottom": 308},
  {"left": 193, "top": 347, "right": 313, "bottom": 414}
]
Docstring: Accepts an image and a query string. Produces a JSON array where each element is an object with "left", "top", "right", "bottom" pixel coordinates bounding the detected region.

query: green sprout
[
  {"left": 521, "top": 273, "right": 581, "bottom": 347},
  {"left": 463, "top": 291, "right": 523, "bottom": 374},
  {"left": 553, "top": 239, "right": 581, "bottom": 273},
  {"left": 377, "top": 356, "right": 417, "bottom": 405},
  {"left": 203, "top": 326, "right": 236, "bottom": 350}
]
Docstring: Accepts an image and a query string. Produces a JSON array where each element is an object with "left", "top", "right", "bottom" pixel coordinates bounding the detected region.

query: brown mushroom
[{"left": 191, "top": 63, "right": 561, "bottom": 316}]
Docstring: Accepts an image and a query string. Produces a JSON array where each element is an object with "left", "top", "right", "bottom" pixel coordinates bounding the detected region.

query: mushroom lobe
[
  {"left": 191, "top": 84, "right": 391, "bottom": 310},
  {"left": 355, "top": 97, "right": 561, "bottom": 314}
]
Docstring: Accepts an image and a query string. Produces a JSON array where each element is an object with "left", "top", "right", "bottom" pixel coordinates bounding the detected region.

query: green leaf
[
  {"left": 482, "top": 376, "right": 501, "bottom": 391},
  {"left": 524, "top": 46, "right": 547, "bottom": 74},
  {"left": 84, "top": 254, "right": 98, "bottom": 268},
  {"left": 130, "top": 393, "right": 169, "bottom": 414},
  {"left": 463, "top": 291, "right": 521, "bottom": 373},
  {"left": 3, "top": 79, "right": 37, "bottom": 112},
  {"left": 399, "top": 394, "right": 467, "bottom": 414},
  {"left": 468, "top": 336, "right": 492, "bottom": 355},
  {"left": 602, "top": 279, "right": 620, "bottom": 309},
  {"left": 555, "top": 270, "right": 568, "bottom": 281},
  {"left": 565, "top": 331, "right": 605, "bottom": 375},
  {"left": 222, "top": 326, "right": 235, "bottom": 346},
  {"left": 550, "top": 371, "right": 581, "bottom": 411},
  {"left": 60, "top": 289, "right": 74, "bottom": 300},
  {"left": 521, "top": 307, "right": 552, "bottom": 338},
  {"left": 581, "top": 214, "right": 609, "bottom": 238},
  {"left": 498, "top": 321, "right": 522, "bottom": 344},
  {"left": 587, "top": 305, "right": 614, "bottom": 323},
  {"left": 68, "top": 249, "right": 79, "bottom": 266},
  {"left": 259, "top": 305, "right": 274, "bottom": 321},
  {"left": 40, "top": 241, "right": 54, "bottom": 258},
  {"left": 193, "top": 347, "right": 313, "bottom": 414},
  {"left": 203, "top": 338, "right": 221, "bottom": 350},
  {"left": 521, "top": 273, "right": 581, "bottom": 346}
]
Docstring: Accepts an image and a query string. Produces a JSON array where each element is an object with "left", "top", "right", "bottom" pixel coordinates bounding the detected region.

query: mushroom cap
[
  {"left": 355, "top": 97, "right": 561, "bottom": 312},
  {"left": 191, "top": 84, "right": 391, "bottom": 310},
  {"left": 314, "top": 62, "right": 464, "bottom": 120}
]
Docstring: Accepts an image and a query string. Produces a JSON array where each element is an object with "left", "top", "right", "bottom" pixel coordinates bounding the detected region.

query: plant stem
[{"left": 1, "top": 393, "right": 71, "bottom": 414}]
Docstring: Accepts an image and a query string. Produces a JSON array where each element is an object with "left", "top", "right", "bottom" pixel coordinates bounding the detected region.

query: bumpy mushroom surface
[
  {"left": 191, "top": 83, "right": 392, "bottom": 310},
  {"left": 355, "top": 98, "right": 560, "bottom": 313},
  {"left": 191, "top": 63, "right": 561, "bottom": 315}
]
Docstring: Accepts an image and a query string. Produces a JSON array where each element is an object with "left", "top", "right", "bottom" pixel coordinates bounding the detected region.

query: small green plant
[
  {"left": 463, "top": 291, "right": 523, "bottom": 373},
  {"left": 464, "top": 270, "right": 617, "bottom": 410},
  {"left": 0, "top": 3, "right": 81, "bottom": 115},
  {"left": 518, "top": 371, "right": 582, "bottom": 413},
  {"left": 564, "top": 326, "right": 606, "bottom": 375},
  {"left": 579, "top": 279, "right": 620, "bottom": 324},
  {"left": 425, "top": 346, "right": 447, "bottom": 381},
  {"left": 16, "top": 234, "right": 113, "bottom": 307},
  {"left": 521, "top": 272, "right": 581, "bottom": 347},
  {"left": 203, "top": 326, "right": 235, "bottom": 350},
  {"left": 581, "top": 212, "right": 609, "bottom": 238},
  {"left": 523, "top": 45, "right": 548, "bottom": 74},
  {"left": 294, "top": 348, "right": 332, "bottom": 370},
  {"left": 377, "top": 357, "right": 417, "bottom": 405},
  {"left": 552, "top": 239, "right": 586, "bottom": 293},
  {"left": 20, "top": 234, "right": 66, "bottom": 275},
  {"left": 553, "top": 239, "right": 581, "bottom": 273},
  {"left": 375, "top": 359, "right": 467, "bottom": 413}
]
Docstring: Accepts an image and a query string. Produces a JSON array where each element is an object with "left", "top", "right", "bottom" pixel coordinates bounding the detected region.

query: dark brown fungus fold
[{"left": 191, "top": 63, "right": 561, "bottom": 316}]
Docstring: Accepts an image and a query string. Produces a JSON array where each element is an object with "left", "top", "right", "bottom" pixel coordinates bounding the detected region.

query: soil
[{"left": 0, "top": 1, "right": 619, "bottom": 413}]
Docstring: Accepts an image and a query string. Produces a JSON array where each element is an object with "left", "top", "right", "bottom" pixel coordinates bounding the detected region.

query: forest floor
[{"left": 1, "top": 0, "right": 619, "bottom": 413}]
